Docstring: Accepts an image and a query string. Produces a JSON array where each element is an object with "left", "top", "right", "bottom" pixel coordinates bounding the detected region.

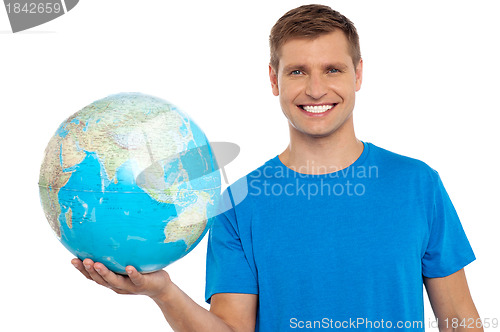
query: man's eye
[
  {"left": 290, "top": 70, "right": 302, "bottom": 75},
  {"left": 329, "top": 68, "right": 340, "bottom": 73}
]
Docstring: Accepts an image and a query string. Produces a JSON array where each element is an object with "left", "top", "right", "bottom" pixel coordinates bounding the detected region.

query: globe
[{"left": 39, "top": 92, "right": 221, "bottom": 274}]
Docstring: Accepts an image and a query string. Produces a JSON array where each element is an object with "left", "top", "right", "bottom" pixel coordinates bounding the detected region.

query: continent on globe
[{"left": 39, "top": 92, "right": 221, "bottom": 274}]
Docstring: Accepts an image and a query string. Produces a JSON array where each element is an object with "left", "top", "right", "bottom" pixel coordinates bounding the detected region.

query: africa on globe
[{"left": 38, "top": 92, "right": 221, "bottom": 274}]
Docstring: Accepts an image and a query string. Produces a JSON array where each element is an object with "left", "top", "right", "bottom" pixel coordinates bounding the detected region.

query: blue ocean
[{"left": 57, "top": 151, "right": 198, "bottom": 273}]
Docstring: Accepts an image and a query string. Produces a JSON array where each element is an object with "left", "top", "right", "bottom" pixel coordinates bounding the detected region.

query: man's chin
[
  {"left": 291, "top": 120, "right": 352, "bottom": 140},
  {"left": 293, "top": 127, "right": 341, "bottom": 139}
]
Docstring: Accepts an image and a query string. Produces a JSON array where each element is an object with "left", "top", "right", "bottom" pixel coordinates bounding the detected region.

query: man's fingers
[
  {"left": 71, "top": 258, "right": 92, "bottom": 280},
  {"left": 94, "top": 262, "right": 130, "bottom": 291},
  {"left": 82, "top": 259, "right": 111, "bottom": 287},
  {"left": 71, "top": 258, "right": 146, "bottom": 295}
]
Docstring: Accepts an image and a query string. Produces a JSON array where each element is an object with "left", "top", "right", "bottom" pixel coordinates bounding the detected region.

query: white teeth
[{"left": 302, "top": 104, "right": 334, "bottom": 113}]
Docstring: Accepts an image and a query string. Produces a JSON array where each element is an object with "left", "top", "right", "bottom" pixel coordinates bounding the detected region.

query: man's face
[{"left": 269, "top": 30, "right": 363, "bottom": 139}]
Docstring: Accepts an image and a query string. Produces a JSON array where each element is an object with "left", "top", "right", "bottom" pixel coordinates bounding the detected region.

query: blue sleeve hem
[
  {"left": 205, "top": 286, "right": 259, "bottom": 304},
  {"left": 422, "top": 254, "right": 476, "bottom": 278}
]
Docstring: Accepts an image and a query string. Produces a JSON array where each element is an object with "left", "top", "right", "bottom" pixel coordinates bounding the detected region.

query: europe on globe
[{"left": 38, "top": 92, "right": 221, "bottom": 274}]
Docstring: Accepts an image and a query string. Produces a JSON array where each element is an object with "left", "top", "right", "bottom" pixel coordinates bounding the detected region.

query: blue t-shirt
[{"left": 205, "top": 142, "right": 475, "bottom": 331}]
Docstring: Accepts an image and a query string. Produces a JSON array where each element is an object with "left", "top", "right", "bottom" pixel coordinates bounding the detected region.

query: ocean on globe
[{"left": 38, "top": 92, "right": 221, "bottom": 274}]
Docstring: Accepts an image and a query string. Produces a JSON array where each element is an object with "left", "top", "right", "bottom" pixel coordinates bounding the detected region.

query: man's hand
[
  {"left": 72, "top": 258, "right": 256, "bottom": 331},
  {"left": 71, "top": 258, "right": 173, "bottom": 300}
]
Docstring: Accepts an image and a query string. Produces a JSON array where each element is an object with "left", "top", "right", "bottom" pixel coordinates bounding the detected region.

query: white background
[{"left": 1, "top": 0, "right": 499, "bottom": 330}]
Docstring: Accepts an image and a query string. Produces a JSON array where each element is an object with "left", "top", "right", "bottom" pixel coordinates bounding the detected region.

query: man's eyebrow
[
  {"left": 283, "top": 64, "right": 308, "bottom": 73},
  {"left": 282, "top": 63, "right": 349, "bottom": 73},
  {"left": 327, "top": 63, "right": 349, "bottom": 71}
]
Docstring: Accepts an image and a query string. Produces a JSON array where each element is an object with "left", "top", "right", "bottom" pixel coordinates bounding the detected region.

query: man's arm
[
  {"left": 210, "top": 293, "right": 258, "bottom": 332},
  {"left": 72, "top": 258, "right": 257, "bottom": 332},
  {"left": 424, "top": 268, "right": 482, "bottom": 332},
  {"left": 153, "top": 286, "right": 257, "bottom": 332}
]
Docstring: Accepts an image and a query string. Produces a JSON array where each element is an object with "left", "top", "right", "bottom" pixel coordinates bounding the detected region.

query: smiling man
[
  {"left": 207, "top": 4, "right": 481, "bottom": 331},
  {"left": 73, "top": 4, "right": 481, "bottom": 332}
]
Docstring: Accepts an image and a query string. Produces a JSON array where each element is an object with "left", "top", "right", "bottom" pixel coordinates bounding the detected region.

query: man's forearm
[{"left": 151, "top": 283, "right": 234, "bottom": 332}]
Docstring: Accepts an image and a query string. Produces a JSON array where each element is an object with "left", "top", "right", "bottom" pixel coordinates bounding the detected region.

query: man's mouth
[{"left": 299, "top": 104, "right": 337, "bottom": 114}]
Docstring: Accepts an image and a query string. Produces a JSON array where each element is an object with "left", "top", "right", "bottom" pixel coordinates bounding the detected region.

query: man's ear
[
  {"left": 355, "top": 58, "right": 363, "bottom": 92},
  {"left": 269, "top": 64, "right": 279, "bottom": 96}
]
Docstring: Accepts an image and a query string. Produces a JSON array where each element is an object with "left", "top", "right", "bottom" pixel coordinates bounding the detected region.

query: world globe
[{"left": 39, "top": 92, "right": 221, "bottom": 274}]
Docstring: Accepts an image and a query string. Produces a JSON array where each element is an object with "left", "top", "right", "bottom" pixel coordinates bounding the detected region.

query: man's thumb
[{"left": 126, "top": 266, "right": 145, "bottom": 287}]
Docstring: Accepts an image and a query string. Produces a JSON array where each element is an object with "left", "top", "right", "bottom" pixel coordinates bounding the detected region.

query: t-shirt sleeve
[
  {"left": 205, "top": 193, "right": 258, "bottom": 304},
  {"left": 421, "top": 172, "right": 476, "bottom": 278}
]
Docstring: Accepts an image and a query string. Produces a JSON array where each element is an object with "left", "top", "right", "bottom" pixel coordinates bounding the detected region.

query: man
[{"left": 73, "top": 4, "right": 481, "bottom": 331}]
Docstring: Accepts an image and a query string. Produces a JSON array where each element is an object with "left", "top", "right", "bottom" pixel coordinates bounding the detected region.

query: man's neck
[{"left": 278, "top": 126, "right": 364, "bottom": 175}]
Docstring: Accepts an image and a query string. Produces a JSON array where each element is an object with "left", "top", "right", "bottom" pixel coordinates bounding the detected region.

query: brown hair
[{"left": 269, "top": 4, "right": 361, "bottom": 71}]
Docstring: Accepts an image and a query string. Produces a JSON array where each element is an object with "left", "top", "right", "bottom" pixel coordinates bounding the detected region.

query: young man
[{"left": 73, "top": 4, "right": 481, "bottom": 331}]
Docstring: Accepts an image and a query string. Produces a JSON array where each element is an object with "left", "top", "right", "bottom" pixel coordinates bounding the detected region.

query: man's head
[
  {"left": 269, "top": 4, "right": 361, "bottom": 72},
  {"left": 268, "top": 5, "right": 363, "bottom": 140}
]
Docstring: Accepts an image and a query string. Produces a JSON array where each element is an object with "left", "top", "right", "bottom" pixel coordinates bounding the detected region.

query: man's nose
[{"left": 305, "top": 75, "right": 328, "bottom": 99}]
